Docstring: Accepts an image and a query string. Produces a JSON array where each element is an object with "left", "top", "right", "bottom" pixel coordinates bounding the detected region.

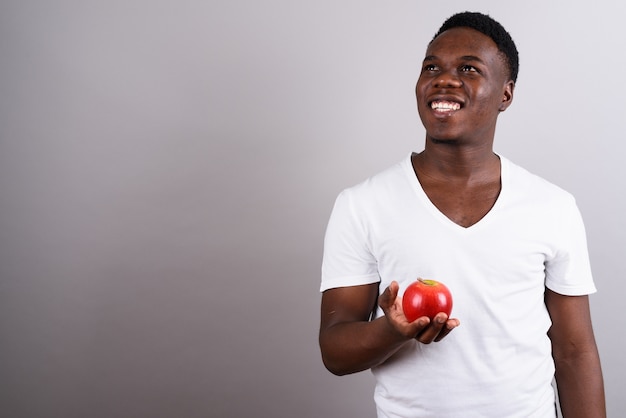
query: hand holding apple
[{"left": 379, "top": 280, "right": 458, "bottom": 344}]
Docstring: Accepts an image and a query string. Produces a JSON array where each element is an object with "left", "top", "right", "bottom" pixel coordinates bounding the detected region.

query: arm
[
  {"left": 545, "top": 289, "right": 606, "bottom": 417},
  {"left": 319, "top": 281, "right": 459, "bottom": 376}
]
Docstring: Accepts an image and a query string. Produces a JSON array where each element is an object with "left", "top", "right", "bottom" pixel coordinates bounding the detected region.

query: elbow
[
  {"left": 319, "top": 334, "right": 349, "bottom": 375},
  {"left": 321, "top": 354, "right": 352, "bottom": 376},
  {"left": 319, "top": 339, "right": 358, "bottom": 376},
  {"left": 319, "top": 327, "right": 371, "bottom": 376},
  {"left": 320, "top": 343, "right": 371, "bottom": 376}
]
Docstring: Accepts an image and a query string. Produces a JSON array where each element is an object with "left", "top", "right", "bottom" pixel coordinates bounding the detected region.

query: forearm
[
  {"left": 320, "top": 315, "right": 410, "bottom": 375},
  {"left": 554, "top": 348, "right": 606, "bottom": 418}
]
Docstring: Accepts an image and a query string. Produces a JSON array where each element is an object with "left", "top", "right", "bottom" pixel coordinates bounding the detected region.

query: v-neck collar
[{"left": 403, "top": 152, "right": 508, "bottom": 232}]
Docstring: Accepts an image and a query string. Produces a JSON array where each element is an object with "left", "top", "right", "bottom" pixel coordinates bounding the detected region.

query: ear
[{"left": 498, "top": 80, "right": 515, "bottom": 112}]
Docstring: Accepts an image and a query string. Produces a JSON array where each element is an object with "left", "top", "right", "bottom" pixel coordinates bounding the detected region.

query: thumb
[{"left": 379, "top": 281, "right": 399, "bottom": 311}]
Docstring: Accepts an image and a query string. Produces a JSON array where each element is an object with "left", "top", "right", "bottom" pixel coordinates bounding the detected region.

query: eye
[
  {"left": 460, "top": 65, "right": 478, "bottom": 73},
  {"left": 423, "top": 64, "right": 438, "bottom": 72}
]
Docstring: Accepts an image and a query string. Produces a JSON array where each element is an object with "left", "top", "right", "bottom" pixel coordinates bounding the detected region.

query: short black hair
[{"left": 432, "top": 11, "right": 519, "bottom": 83}]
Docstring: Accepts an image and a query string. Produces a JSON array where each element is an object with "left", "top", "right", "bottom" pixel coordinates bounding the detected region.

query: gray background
[{"left": 1, "top": 1, "right": 624, "bottom": 417}]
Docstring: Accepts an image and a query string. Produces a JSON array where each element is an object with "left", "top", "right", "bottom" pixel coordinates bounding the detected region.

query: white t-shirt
[{"left": 321, "top": 153, "right": 596, "bottom": 418}]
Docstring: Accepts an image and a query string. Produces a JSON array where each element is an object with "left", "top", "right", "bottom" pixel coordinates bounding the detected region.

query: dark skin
[
  {"left": 320, "top": 26, "right": 605, "bottom": 416},
  {"left": 545, "top": 289, "right": 605, "bottom": 417}
]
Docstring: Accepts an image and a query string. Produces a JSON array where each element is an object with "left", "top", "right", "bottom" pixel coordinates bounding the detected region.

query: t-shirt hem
[
  {"left": 320, "top": 275, "right": 380, "bottom": 292},
  {"left": 545, "top": 281, "right": 597, "bottom": 296}
]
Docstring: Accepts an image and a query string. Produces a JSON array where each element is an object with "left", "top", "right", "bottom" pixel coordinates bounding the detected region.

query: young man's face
[{"left": 415, "top": 27, "right": 514, "bottom": 145}]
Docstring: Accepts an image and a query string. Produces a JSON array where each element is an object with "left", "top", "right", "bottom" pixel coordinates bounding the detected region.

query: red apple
[{"left": 402, "top": 278, "right": 453, "bottom": 322}]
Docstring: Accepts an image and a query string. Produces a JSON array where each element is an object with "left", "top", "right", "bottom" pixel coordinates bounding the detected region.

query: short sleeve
[
  {"left": 544, "top": 197, "right": 597, "bottom": 296},
  {"left": 320, "top": 189, "right": 380, "bottom": 292}
]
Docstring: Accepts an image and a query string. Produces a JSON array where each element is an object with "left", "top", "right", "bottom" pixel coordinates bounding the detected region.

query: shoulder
[
  {"left": 338, "top": 155, "right": 413, "bottom": 204},
  {"left": 502, "top": 156, "right": 576, "bottom": 206}
]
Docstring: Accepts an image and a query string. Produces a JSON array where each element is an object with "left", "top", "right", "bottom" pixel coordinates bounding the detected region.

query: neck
[{"left": 414, "top": 140, "right": 500, "bottom": 182}]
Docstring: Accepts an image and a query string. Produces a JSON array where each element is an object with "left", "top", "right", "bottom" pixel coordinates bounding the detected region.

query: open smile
[{"left": 430, "top": 100, "right": 462, "bottom": 113}]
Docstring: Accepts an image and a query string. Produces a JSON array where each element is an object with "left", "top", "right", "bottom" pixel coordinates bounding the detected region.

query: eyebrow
[{"left": 422, "top": 55, "right": 486, "bottom": 64}]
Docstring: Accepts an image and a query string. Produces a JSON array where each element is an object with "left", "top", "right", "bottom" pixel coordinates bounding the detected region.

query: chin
[
  {"left": 429, "top": 136, "right": 461, "bottom": 145},
  {"left": 425, "top": 128, "right": 464, "bottom": 144}
]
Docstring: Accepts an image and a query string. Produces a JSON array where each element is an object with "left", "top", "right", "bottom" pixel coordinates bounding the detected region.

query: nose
[{"left": 433, "top": 71, "right": 462, "bottom": 88}]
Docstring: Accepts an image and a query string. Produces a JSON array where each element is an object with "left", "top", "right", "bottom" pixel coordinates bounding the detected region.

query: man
[{"left": 319, "top": 11, "right": 606, "bottom": 417}]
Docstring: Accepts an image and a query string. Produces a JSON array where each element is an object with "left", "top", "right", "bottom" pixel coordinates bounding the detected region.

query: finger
[
  {"left": 388, "top": 281, "right": 399, "bottom": 298},
  {"left": 415, "top": 314, "right": 448, "bottom": 344},
  {"left": 379, "top": 281, "right": 399, "bottom": 310},
  {"left": 433, "top": 318, "right": 460, "bottom": 342}
]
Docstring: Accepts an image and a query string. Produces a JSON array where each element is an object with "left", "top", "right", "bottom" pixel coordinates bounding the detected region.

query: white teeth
[{"left": 431, "top": 101, "right": 461, "bottom": 111}]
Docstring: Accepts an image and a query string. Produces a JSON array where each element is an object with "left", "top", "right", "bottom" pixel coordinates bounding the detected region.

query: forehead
[{"left": 425, "top": 26, "right": 503, "bottom": 66}]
